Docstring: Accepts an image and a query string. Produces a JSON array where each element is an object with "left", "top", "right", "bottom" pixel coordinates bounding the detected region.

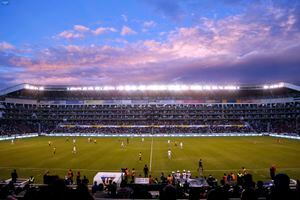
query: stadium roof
[{"left": 1, "top": 82, "right": 300, "bottom": 96}]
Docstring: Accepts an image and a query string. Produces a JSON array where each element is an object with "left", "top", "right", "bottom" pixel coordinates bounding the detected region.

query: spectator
[
  {"left": 11, "top": 169, "right": 18, "bottom": 183},
  {"left": 82, "top": 176, "right": 89, "bottom": 185},
  {"left": 270, "top": 165, "right": 276, "bottom": 180},
  {"left": 269, "top": 173, "right": 298, "bottom": 200},
  {"left": 76, "top": 171, "right": 81, "bottom": 185}
]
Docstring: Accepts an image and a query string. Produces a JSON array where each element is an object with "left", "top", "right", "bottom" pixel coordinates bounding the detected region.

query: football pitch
[{"left": 0, "top": 136, "right": 300, "bottom": 183}]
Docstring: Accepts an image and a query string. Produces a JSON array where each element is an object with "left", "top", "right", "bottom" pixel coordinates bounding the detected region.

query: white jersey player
[
  {"left": 187, "top": 170, "right": 191, "bottom": 179},
  {"left": 175, "top": 170, "right": 180, "bottom": 180},
  {"left": 167, "top": 140, "right": 170, "bottom": 144},
  {"left": 72, "top": 145, "right": 77, "bottom": 154},
  {"left": 141, "top": 138, "right": 144, "bottom": 142},
  {"left": 180, "top": 142, "right": 183, "bottom": 149},
  {"left": 182, "top": 170, "right": 187, "bottom": 180},
  {"left": 168, "top": 149, "right": 172, "bottom": 159},
  {"left": 73, "top": 138, "right": 76, "bottom": 144},
  {"left": 121, "top": 141, "right": 125, "bottom": 148},
  {"left": 11, "top": 139, "right": 14, "bottom": 144}
]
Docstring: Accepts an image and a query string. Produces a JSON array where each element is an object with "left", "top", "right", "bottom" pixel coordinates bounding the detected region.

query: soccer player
[
  {"left": 88, "top": 137, "right": 91, "bottom": 143},
  {"left": 168, "top": 149, "right": 172, "bottom": 159},
  {"left": 121, "top": 141, "right": 125, "bottom": 148},
  {"left": 48, "top": 141, "right": 51, "bottom": 146},
  {"left": 143, "top": 164, "right": 149, "bottom": 177},
  {"left": 11, "top": 139, "right": 14, "bottom": 144},
  {"left": 175, "top": 170, "right": 180, "bottom": 180},
  {"left": 139, "top": 152, "right": 142, "bottom": 161},
  {"left": 127, "top": 138, "right": 129, "bottom": 144},
  {"left": 182, "top": 170, "right": 187, "bottom": 180},
  {"left": 53, "top": 147, "right": 56, "bottom": 155},
  {"left": 73, "top": 138, "right": 76, "bottom": 145},
  {"left": 187, "top": 170, "right": 191, "bottom": 179},
  {"left": 141, "top": 138, "right": 144, "bottom": 142},
  {"left": 72, "top": 145, "right": 77, "bottom": 154},
  {"left": 65, "top": 137, "right": 69, "bottom": 142},
  {"left": 94, "top": 139, "right": 97, "bottom": 144},
  {"left": 167, "top": 140, "right": 170, "bottom": 144},
  {"left": 180, "top": 142, "right": 183, "bottom": 149}
]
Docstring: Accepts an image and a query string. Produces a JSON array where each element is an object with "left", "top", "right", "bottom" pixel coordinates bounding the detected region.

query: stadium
[
  {"left": 0, "top": 82, "right": 300, "bottom": 199},
  {"left": 2, "top": 0, "right": 300, "bottom": 199}
]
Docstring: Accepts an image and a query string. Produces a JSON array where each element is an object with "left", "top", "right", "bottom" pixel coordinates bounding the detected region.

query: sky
[{"left": 0, "top": 0, "right": 300, "bottom": 89}]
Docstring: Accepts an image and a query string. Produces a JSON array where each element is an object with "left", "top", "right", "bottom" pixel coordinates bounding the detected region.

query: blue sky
[{"left": 0, "top": 0, "right": 300, "bottom": 88}]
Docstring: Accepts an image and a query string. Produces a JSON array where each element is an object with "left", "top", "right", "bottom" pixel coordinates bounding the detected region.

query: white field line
[{"left": 149, "top": 136, "right": 154, "bottom": 172}]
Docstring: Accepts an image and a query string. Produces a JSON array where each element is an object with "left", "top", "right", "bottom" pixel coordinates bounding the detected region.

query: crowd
[
  {"left": 1, "top": 167, "right": 300, "bottom": 199},
  {"left": 0, "top": 102, "right": 299, "bottom": 135}
]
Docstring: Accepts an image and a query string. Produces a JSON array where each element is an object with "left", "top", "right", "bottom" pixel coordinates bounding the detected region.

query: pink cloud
[
  {"left": 121, "top": 26, "right": 137, "bottom": 36},
  {"left": 57, "top": 30, "right": 84, "bottom": 39},
  {"left": 73, "top": 25, "right": 90, "bottom": 32},
  {"left": 92, "top": 27, "right": 117, "bottom": 35},
  {"left": 143, "top": 20, "right": 156, "bottom": 28},
  {"left": 0, "top": 41, "right": 15, "bottom": 50}
]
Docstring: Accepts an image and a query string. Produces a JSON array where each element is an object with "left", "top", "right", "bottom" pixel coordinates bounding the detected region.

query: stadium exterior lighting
[
  {"left": 116, "top": 86, "right": 125, "bottom": 91},
  {"left": 204, "top": 85, "right": 211, "bottom": 90},
  {"left": 137, "top": 85, "right": 146, "bottom": 91},
  {"left": 124, "top": 85, "right": 137, "bottom": 91},
  {"left": 190, "top": 85, "right": 203, "bottom": 90},
  {"left": 26, "top": 84, "right": 245, "bottom": 92},
  {"left": 263, "top": 83, "right": 284, "bottom": 90},
  {"left": 103, "top": 86, "right": 115, "bottom": 90},
  {"left": 212, "top": 86, "right": 218, "bottom": 90},
  {"left": 24, "top": 84, "right": 43, "bottom": 90}
]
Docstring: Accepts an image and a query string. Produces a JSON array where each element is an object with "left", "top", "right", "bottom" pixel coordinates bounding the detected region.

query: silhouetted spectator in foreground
[
  {"left": 11, "top": 169, "right": 18, "bottom": 183},
  {"left": 160, "top": 184, "right": 176, "bottom": 200},
  {"left": 241, "top": 174, "right": 256, "bottom": 200},
  {"left": 270, "top": 165, "right": 276, "bottom": 180},
  {"left": 82, "top": 175, "right": 89, "bottom": 185},
  {"left": 92, "top": 181, "right": 98, "bottom": 194},
  {"left": 207, "top": 187, "right": 228, "bottom": 200},
  {"left": 269, "top": 173, "right": 298, "bottom": 200},
  {"left": 255, "top": 180, "right": 268, "bottom": 199},
  {"left": 75, "top": 183, "right": 94, "bottom": 200}
]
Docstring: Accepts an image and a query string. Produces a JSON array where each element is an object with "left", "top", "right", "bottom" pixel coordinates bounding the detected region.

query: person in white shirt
[
  {"left": 187, "top": 170, "right": 191, "bottom": 179},
  {"left": 182, "top": 170, "right": 187, "bottom": 180},
  {"left": 168, "top": 149, "right": 172, "bottom": 159},
  {"left": 72, "top": 145, "right": 77, "bottom": 154}
]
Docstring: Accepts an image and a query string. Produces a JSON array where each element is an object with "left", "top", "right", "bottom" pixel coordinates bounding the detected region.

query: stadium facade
[{"left": 0, "top": 83, "right": 299, "bottom": 138}]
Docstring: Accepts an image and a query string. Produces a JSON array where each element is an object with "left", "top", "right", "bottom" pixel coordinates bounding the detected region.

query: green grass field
[{"left": 0, "top": 136, "right": 300, "bottom": 183}]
